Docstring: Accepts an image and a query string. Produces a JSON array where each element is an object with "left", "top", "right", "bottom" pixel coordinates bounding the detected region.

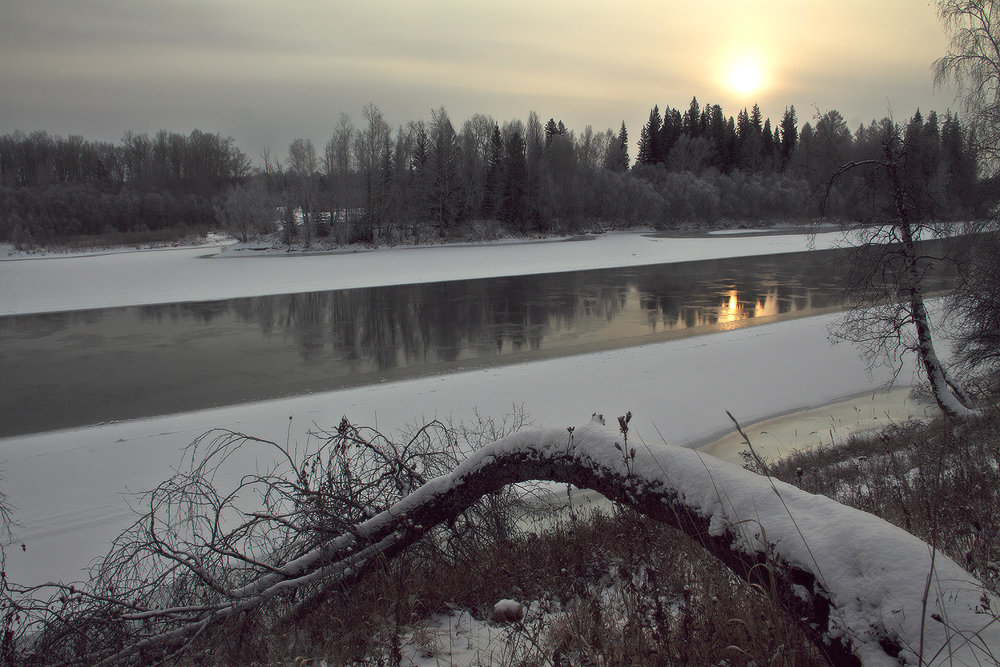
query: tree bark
[{"left": 887, "top": 156, "right": 974, "bottom": 417}]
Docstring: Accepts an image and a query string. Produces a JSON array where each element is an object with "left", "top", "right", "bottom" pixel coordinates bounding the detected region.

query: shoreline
[
  {"left": 697, "top": 386, "right": 933, "bottom": 465},
  {"left": 527, "top": 386, "right": 934, "bottom": 523},
  {"left": 0, "top": 228, "right": 849, "bottom": 317},
  {"left": 0, "top": 222, "right": 838, "bottom": 262}
]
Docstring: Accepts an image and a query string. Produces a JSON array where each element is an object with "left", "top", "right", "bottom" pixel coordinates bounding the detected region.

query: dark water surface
[{"left": 0, "top": 246, "right": 929, "bottom": 437}]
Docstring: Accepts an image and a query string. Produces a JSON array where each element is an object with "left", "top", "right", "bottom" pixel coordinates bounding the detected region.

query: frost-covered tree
[
  {"left": 7, "top": 416, "right": 998, "bottom": 665},
  {"left": 214, "top": 181, "right": 275, "bottom": 242}
]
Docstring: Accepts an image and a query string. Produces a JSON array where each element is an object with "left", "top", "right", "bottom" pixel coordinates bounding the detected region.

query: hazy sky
[{"left": 0, "top": 1, "right": 958, "bottom": 162}]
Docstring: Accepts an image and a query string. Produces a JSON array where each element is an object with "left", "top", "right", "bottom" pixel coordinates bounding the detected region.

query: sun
[{"left": 727, "top": 58, "right": 763, "bottom": 95}]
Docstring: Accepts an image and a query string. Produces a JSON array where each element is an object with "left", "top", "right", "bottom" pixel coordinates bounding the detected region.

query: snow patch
[{"left": 0, "top": 229, "right": 847, "bottom": 316}]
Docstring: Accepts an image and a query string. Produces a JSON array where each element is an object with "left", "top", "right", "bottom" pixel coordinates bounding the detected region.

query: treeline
[
  {"left": 0, "top": 98, "right": 988, "bottom": 248},
  {"left": 240, "top": 105, "right": 633, "bottom": 246},
  {"left": 0, "top": 129, "right": 250, "bottom": 246},
  {"left": 630, "top": 100, "right": 982, "bottom": 222}
]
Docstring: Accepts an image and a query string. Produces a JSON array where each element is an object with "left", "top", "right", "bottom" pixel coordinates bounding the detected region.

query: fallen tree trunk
[{"left": 21, "top": 417, "right": 1000, "bottom": 666}]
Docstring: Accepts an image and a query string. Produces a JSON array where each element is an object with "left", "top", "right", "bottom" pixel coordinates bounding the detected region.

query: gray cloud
[{"left": 0, "top": 0, "right": 961, "bottom": 160}]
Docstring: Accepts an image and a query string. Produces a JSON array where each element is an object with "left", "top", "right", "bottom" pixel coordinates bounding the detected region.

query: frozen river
[
  {"left": 0, "top": 231, "right": 951, "bottom": 585},
  {"left": 2, "top": 247, "right": 866, "bottom": 437}
]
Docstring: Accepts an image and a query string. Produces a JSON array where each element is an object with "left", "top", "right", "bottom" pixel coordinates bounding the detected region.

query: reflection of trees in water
[
  {"left": 632, "top": 255, "right": 838, "bottom": 331},
  {"left": 23, "top": 246, "right": 876, "bottom": 375},
  {"left": 138, "top": 301, "right": 228, "bottom": 325},
  {"left": 0, "top": 310, "right": 76, "bottom": 337},
  {"left": 209, "top": 253, "right": 844, "bottom": 371},
  {"left": 155, "top": 250, "right": 856, "bottom": 371},
  {"left": 2, "top": 244, "right": 959, "bottom": 383}
]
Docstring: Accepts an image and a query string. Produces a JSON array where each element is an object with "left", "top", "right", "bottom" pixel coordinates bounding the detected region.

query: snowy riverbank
[
  {"left": 0, "top": 229, "right": 848, "bottom": 316},
  {"left": 0, "top": 230, "right": 926, "bottom": 587}
]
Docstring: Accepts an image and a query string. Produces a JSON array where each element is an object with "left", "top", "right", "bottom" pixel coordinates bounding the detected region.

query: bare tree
[
  {"left": 257, "top": 145, "right": 279, "bottom": 177},
  {"left": 935, "top": 0, "right": 1000, "bottom": 170},
  {"left": 214, "top": 181, "right": 276, "bottom": 243},
  {"left": 935, "top": 0, "right": 1000, "bottom": 391},
  {"left": 459, "top": 113, "right": 495, "bottom": 221},
  {"left": 321, "top": 114, "right": 355, "bottom": 243},
  {"left": 825, "top": 120, "right": 974, "bottom": 418},
  {"left": 286, "top": 139, "right": 319, "bottom": 243},
  {"left": 355, "top": 103, "right": 392, "bottom": 242}
]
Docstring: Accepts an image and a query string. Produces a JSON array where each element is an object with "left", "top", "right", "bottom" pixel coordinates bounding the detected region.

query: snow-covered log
[{"left": 33, "top": 417, "right": 1000, "bottom": 666}]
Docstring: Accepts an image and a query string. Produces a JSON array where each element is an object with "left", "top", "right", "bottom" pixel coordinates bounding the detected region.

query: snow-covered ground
[
  {"left": 0, "top": 230, "right": 922, "bottom": 589},
  {"left": 699, "top": 386, "right": 932, "bottom": 465}
]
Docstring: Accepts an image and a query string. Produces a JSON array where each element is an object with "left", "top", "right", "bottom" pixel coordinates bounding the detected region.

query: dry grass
[
  {"left": 176, "top": 507, "right": 827, "bottom": 666},
  {"left": 238, "top": 405, "right": 1000, "bottom": 666},
  {"left": 766, "top": 404, "right": 1000, "bottom": 597},
  {"left": 17, "top": 402, "right": 1000, "bottom": 665}
]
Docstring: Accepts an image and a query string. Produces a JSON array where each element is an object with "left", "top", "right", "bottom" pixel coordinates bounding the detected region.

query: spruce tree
[
  {"left": 605, "top": 122, "right": 629, "bottom": 172},
  {"left": 940, "top": 111, "right": 977, "bottom": 210},
  {"left": 683, "top": 97, "right": 701, "bottom": 136},
  {"left": 481, "top": 123, "right": 503, "bottom": 218},
  {"left": 762, "top": 118, "right": 775, "bottom": 169},
  {"left": 779, "top": 106, "right": 797, "bottom": 170},
  {"left": 544, "top": 118, "right": 559, "bottom": 147},
  {"left": 659, "top": 107, "right": 683, "bottom": 163},
  {"left": 501, "top": 127, "right": 527, "bottom": 227},
  {"left": 637, "top": 106, "right": 662, "bottom": 165}
]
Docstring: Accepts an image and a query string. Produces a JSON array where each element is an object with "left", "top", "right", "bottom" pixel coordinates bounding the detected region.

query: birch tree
[
  {"left": 935, "top": 0, "right": 1000, "bottom": 390},
  {"left": 325, "top": 113, "right": 355, "bottom": 243},
  {"left": 935, "top": 0, "right": 1000, "bottom": 169},
  {"left": 825, "top": 120, "right": 974, "bottom": 418},
  {"left": 286, "top": 138, "right": 319, "bottom": 243},
  {"left": 356, "top": 103, "right": 392, "bottom": 242}
]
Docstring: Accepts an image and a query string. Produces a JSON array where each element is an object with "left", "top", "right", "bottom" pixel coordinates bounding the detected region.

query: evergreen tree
[
  {"left": 707, "top": 104, "right": 726, "bottom": 142},
  {"left": 604, "top": 122, "right": 629, "bottom": 172},
  {"left": 778, "top": 106, "right": 798, "bottom": 170},
  {"left": 410, "top": 121, "right": 430, "bottom": 222},
  {"left": 810, "top": 110, "right": 852, "bottom": 184},
  {"left": 740, "top": 104, "right": 764, "bottom": 171},
  {"left": 481, "top": 123, "right": 503, "bottom": 218},
  {"left": 501, "top": 123, "right": 527, "bottom": 228},
  {"left": 761, "top": 118, "right": 775, "bottom": 169},
  {"left": 683, "top": 97, "right": 701, "bottom": 136},
  {"left": 637, "top": 106, "right": 663, "bottom": 165},
  {"left": 658, "top": 107, "right": 683, "bottom": 163},
  {"left": 544, "top": 118, "right": 560, "bottom": 147},
  {"left": 429, "top": 107, "right": 462, "bottom": 231},
  {"left": 940, "top": 111, "right": 978, "bottom": 211}
]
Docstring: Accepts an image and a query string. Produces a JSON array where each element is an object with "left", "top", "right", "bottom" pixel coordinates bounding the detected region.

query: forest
[{"left": 0, "top": 98, "right": 988, "bottom": 249}]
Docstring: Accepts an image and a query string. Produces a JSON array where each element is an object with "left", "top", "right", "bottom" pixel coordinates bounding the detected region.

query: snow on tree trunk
[
  {"left": 78, "top": 418, "right": 998, "bottom": 666},
  {"left": 890, "top": 159, "right": 973, "bottom": 419}
]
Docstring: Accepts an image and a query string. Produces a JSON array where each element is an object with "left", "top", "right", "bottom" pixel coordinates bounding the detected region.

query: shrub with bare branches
[{"left": 3, "top": 410, "right": 535, "bottom": 665}]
